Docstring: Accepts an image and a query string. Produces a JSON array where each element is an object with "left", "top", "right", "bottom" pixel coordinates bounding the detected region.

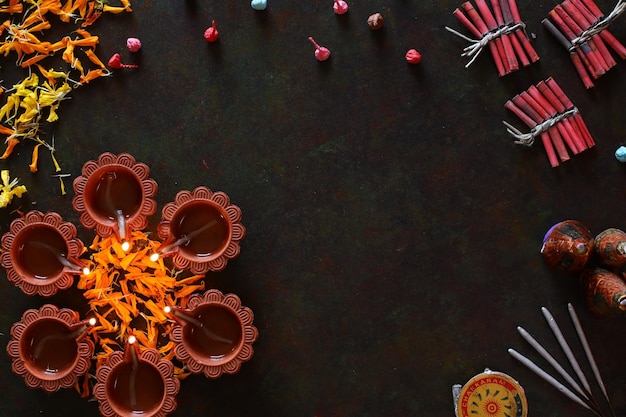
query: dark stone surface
[{"left": 1, "top": 0, "right": 626, "bottom": 416}]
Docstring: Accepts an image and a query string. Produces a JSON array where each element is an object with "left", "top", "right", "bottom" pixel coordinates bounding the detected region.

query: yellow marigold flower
[{"left": 0, "top": 169, "right": 26, "bottom": 208}]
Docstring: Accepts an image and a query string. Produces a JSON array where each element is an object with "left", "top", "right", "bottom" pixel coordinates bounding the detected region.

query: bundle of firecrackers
[
  {"left": 0, "top": 0, "right": 132, "bottom": 192},
  {"left": 447, "top": 0, "right": 626, "bottom": 88},
  {"left": 503, "top": 77, "right": 595, "bottom": 168},
  {"left": 446, "top": 0, "right": 540, "bottom": 76},
  {"left": 541, "top": 220, "right": 626, "bottom": 319},
  {"left": 542, "top": 0, "right": 626, "bottom": 89}
]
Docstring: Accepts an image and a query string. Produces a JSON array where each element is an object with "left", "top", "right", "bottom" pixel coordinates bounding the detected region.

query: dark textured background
[{"left": 0, "top": 0, "right": 625, "bottom": 416}]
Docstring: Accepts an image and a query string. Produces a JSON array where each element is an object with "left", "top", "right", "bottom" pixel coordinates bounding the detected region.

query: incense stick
[
  {"left": 541, "top": 307, "right": 594, "bottom": 397},
  {"left": 517, "top": 326, "right": 590, "bottom": 402},
  {"left": 568, "top": 303, "right": 617, "bottom": 417},
  {"left": 508, "top": 348, "right": 600, "bottom": 415}
]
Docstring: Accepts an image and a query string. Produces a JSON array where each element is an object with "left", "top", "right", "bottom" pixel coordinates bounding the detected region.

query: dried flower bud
[
  {"left": 367, "top": 13, "right": 384, "bottom": 30},
  {"left": 126, "top": 37, "right": 142, "bottom": 52},
  {"left": 405, "top": 49, "right": 422, "bottom": 64}
]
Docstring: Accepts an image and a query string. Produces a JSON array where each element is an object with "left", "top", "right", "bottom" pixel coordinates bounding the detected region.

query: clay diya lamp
[
  {"left": 155, "top": 186, "right": 245, "bottom": 274},
  {"left": 166, "top": 289, "right": 258, "bottom": 378},
  {"left": 0, "top": 211, "right": 87, "bottom": 296},
  {"left": 72, "top": 152, "right": 157, "bottom": 245},
  {"left": 6, "top": 304, "right": 95, "bottom": 392},
  {"left": 94, "top": 336, "right": 180, "bottom": 417}
]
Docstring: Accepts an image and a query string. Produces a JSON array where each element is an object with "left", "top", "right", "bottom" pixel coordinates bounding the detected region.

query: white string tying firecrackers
[
  {"left": 445, "top": 22, "right": 526, "bottom": 67},
  {"left": 503, "top": 108, "right": 579, "bottom": 146},
  {"left": 570, "top": 0, "right": 626, "bottom": 51}
]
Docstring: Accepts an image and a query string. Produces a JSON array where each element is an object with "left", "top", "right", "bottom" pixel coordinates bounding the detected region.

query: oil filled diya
[
  {"left": 1, "top": 211, "right": 87, "bottom": 296},
  {"left": 94, "top": 336, "right": 180, "bottom": 417},
  {"left": 155, "top": 186, "right": 245, "bottom": 274},
  {"left": 72, "top": 152, "right": 157, "bottom": 245},
  {"left": 166, "top": 289, "right": 258, "bottom": 378},
  {"left": 6, "top": 304, "right": 95, "bottom": 392}
]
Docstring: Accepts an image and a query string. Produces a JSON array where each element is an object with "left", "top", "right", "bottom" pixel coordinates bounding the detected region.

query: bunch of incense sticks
[
  {"left": 446, "top": 0, "right": 539, "bottom": 76},
  {"left": 503, "top": 77, "right": 595, "bottom": 168},
  {"left": 542, "top": 0, "right": 626, "bottom": 88},
  {"left": 509, "top": 304, "right": 616, "bottom": 417}
]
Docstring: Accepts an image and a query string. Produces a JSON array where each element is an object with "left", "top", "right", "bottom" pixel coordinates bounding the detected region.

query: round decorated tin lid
[{"left": 456, "top": 370, "right": 528, "bottom": 417}]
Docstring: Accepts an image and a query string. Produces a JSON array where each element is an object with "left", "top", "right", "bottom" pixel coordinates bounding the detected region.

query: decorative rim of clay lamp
[
  {"left": 157, "top": 186, "right": 245, "bottom": 274},
  {"left": 0, "top": 211, "right": 85, "bottom": 296},
  {"left": 72, "top": 152, "right": 157, "bottom": 240},
  {"left": 94, "top": 346, "right": 180, "bottom": 417},
  {"left": 6, "top": 304, "right": 94, "bottom": 392},
  {"left": 170, "top": 289, "right": 258, "bottom": 378}
]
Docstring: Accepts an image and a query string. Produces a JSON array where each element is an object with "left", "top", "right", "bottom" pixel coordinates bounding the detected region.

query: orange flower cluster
[
  {"left": 0, "top": 0, "right": 132, "bottom": 189},
  {"left": 77, "top": 230, "right": 205, "bottom": 393}
]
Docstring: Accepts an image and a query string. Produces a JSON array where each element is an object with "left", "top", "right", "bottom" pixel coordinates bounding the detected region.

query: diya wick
[
  {"left": 151, "top": 219, "right": 218, "bottom": 260},
  {"left": 25, "top": 240, "right": 89, "bottom": 275},
  {"left": 125, "top": 336, "right": 141, "bottom": 409},
  {"left": 33, "top": 317, "right": 96, "bottom": 360},
  {"left": 102, "top": 171, "right": 129, "bottom": 244},
  {"left": 164, "top": 306, "right": 234, "bottom": 345}
]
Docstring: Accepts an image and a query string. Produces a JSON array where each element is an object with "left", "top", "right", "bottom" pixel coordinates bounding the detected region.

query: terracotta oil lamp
[
  {"left": 1, "top": 211, "right": 87, "bottom": 296},
  {"left": 156, "top": 186, "right": 245, "bottom": 274},
  {"left": 72, "top": 152, "right": 158, "bottom": 243},
  {"left": 94, "top": 336, "right": 180, "bottom": 417},
  {"left": 167, "top": 289, "right": 258, "bottom": 378},
  {"left": 6, "top": 304, "right": 95, "bottom": 392}
]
